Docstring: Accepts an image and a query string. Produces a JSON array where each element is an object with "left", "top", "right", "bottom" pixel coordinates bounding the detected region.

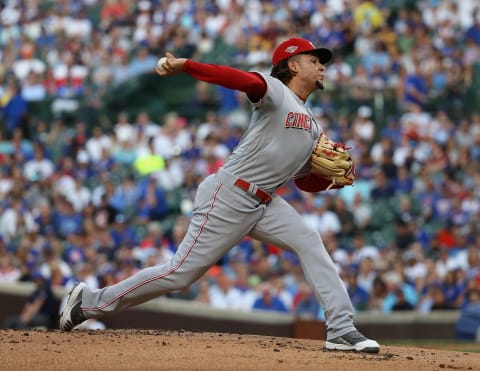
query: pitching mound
[{"left": 1, "top": 329, "right": 479, "bottom": 370}]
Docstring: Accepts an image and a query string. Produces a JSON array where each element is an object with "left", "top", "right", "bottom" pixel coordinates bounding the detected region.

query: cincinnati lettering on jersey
[{"left": 284, "top": 112, "right": 313, "bottom": 132}]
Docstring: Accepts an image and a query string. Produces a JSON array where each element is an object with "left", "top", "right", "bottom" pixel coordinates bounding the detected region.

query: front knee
[
  {"left": 175, "top": 282, "right": 191, "bottom": 291},
  {"left": 166, "top": 271, "right": 198, "bottom": 291}
]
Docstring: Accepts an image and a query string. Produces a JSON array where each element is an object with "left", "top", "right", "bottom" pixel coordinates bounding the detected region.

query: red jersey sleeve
[{"left": 182, "top": 60, "right": 267, "bottom": 102}]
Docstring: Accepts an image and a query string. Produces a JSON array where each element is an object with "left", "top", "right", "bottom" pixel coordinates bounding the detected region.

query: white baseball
[{"left": 157, "top": 57, "right": 167, "bottom": 71}]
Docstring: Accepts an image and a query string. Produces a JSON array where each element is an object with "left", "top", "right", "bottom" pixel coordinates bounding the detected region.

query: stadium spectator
[
  {"left": 1, "top": 271, "right": 59, "bottom": 329},
  {"left": 2, "top": 78, "right": 28, "bottom": 139},
  {"left": 343, "top": 269, "right": 370, "bottom": 312},
  {"left": 0, "top": 253, "right": 21, "bottom": 283},
  {"left": 252, "top": 283, "right": 289, "bottom": 313},
  {"left": 292, "top": 281, "right": 320, "bottom": 319},
  {"left": 391, "top": 288, "right": 414, "bottom": 311},
  {"left": 455, "top": 288, "right": 480, "bottom": 341},
  {"left": 206, "top": 268, "right": 245, "bottom": 311}
]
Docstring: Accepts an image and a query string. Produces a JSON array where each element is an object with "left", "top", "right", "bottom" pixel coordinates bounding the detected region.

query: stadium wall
[{"left": 0, "top": 283, "right": 459, "bottom": 341}]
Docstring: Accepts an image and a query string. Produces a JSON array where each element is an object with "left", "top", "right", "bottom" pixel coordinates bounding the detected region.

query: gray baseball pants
[{"left": 81, "top": 168, "right": 355, "bottom": 339}]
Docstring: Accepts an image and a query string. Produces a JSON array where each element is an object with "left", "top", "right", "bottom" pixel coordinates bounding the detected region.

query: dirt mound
[{"left": 1, "top": 329, "right": 479, "bottom": 370}]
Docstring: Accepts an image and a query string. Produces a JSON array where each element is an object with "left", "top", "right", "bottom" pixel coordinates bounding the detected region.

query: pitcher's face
[{"left": 293, "top": 54, "right": 326, "bottom": 90}]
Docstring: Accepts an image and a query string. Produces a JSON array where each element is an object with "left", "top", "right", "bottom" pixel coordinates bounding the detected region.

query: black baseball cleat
[
  {"left": 325, "top": 330, "right": 380, "bottom": 353},
  {"left": 59, "top": 282, "right": 87, "bottom": 331}
]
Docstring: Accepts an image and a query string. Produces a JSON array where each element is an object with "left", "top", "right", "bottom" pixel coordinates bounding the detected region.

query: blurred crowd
[{"left": 1, "top": 0, "right": 480, "bottom": 329}]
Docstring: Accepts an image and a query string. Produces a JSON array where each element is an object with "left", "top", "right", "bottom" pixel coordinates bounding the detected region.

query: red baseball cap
[{"left": 272, "top": 37, "right": 333, "bottom": 66}]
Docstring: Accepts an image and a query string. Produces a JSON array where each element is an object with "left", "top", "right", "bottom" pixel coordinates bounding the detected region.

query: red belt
[{"left": 234, "top": 179, "right": 272, "bottom": 204}]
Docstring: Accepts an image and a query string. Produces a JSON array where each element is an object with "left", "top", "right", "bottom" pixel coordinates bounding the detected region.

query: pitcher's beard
[{"left": 316, "top": 80, "right": 324, "bottom": 90}]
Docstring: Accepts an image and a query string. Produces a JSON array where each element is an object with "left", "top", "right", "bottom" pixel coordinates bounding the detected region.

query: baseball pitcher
[{"left": 60, "top": 37, "right": 379, "bottom": 353}]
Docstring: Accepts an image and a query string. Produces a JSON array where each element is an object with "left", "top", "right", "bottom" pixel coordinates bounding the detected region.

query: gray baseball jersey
[
  {"left": 224, "top": 74, "right": 317, "bottom": 193},
  {"left": 80, "top": 73, "right": 355, "bottom": 339}
]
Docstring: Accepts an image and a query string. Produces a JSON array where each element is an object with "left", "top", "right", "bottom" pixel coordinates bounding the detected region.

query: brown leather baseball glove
[{"left": 296, "top": 133, "right": 355, "bottom": 192}]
